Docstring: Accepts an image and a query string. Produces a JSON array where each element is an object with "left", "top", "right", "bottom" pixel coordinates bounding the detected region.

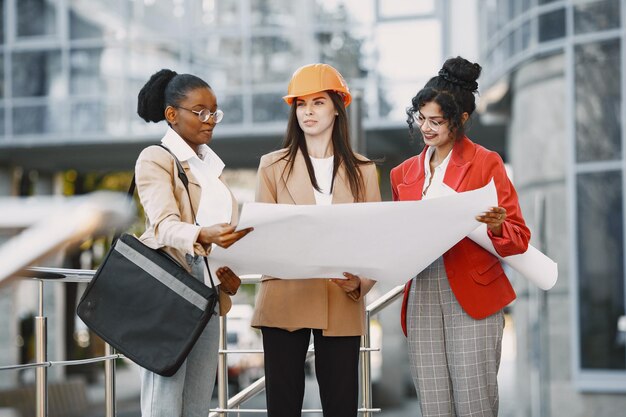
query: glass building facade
[
  {"left": 478, "top": 0, "right": 626, "bottom": 402},
  {"left": 0, "top": 0, "right": 445, "bottom": 151}
]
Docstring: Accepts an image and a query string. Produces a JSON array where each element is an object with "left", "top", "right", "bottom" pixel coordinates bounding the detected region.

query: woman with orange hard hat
[{"left": 251, "top": 63, "right": 381, "bottom": 417}]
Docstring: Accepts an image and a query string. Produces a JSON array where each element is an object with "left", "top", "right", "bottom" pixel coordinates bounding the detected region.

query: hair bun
[
  {"left": 137, "top": 69, "right": 179, "bottom": 123},
  {"left": 439, "top": 56, "right": 481, "bottom": 92}
]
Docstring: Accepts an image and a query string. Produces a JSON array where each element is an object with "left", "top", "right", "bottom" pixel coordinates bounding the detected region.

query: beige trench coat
[
  {"left": 251, "top": 149, "right": 382, "bottom": 336},
  {"left": 135, "top": 145, "right": 238, "bottom": 315}
]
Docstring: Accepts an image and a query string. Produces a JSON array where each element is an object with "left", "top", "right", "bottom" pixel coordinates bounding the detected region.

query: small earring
[{"left": 335, "top": 113, "right": 339, "bottom": 116}]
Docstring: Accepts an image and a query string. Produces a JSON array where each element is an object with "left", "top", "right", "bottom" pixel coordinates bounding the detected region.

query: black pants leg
[
  {"left": 313, "top": 329, "right": 361, "bottom": 417},
  {"left": 261, "top": 327, "right": 311, "bottom": 417}
]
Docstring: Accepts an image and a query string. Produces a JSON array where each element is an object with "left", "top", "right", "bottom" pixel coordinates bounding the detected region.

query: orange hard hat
[{"left": 283, "top": 63, "right": 352, "bottom": 107}]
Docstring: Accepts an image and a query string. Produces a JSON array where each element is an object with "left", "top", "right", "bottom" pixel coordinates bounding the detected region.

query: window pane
[
  {"left": 316, "top": 30, "right": 366, "bottom": 80},
  {"left": 190, "top": 0, "right": 240, "bottom": 28},
  {"left": 0, "top": 54, "right": 4, "bottom": 98},
  {"left": 191, "top": 37, "right": 243, "bottom": 87},
  {"left": 69, "top": 0, "right": 126, "bottom": 39},
  {"left": 575, "top": 39, "right": 621, "bottom": 162},
  {"left": 127, "top": 1, "right": 186, "bottom": 38},
  {"left": 379, "top": 82, "right": 426, "bottom": 120},
  {"left": 12, "top": 51, "right": 62, "bottom": 98},
  {"left": 70, "top": 101, "right": 126, "bottom": 136},
  {"left": 69, "top": 8, "right": 105, "bottom": 40},
  {"left": 71, "top": 102, "right": 104, "bottom": 134},
  {"left": 538, "top": 8, "right": 566, "bottom": 42},
  {"left": 250, "top": 36, "right": 302, "bottom": 84},
  {"left": 379, "top": 0, "right": 435, "bottom": 18},
  {"left": 505, "top": 31, "right": 515, "bottom": 59},
  {"left": 315, "top": 0, "right": 375, "bottom": 25},
  {"left": 486, "top": 1, "right": 498, "bottom": 39},
  {"left": 71, "top": 48, "right": 105, "bottom": 95},
  {"left": 508, "top": 0, "right": 518, "bottom": 20},
  {"left": 521, "top": 21, "right": 531, "bottom": 51},
  {"left": 0, "top": 108, "right": 5, "bottom": 138},
  {"left": 128, "top": 41, "right": 182, "bottom": 86},
  {"left": 17, "top": 0, "right": 57, "bottom": 38},
  {"left": 251, "top": 0, "right": 297, "bottom": 27},
  {"left": 497, "top": 0, "right": 509, "bottom": 29},
  {"left": 577, "top": 171, "right": 625, "bottom": 370},
  {"left": 0, "top": 0, "right": 5, "bottom": 44},
  {"left": 574, "top": 0, "right": 620, "bottom": 34},
  {"left": 252, "top": 93, "right": 288, "bottom": 123},
  {"left": 13, "top": 104, "right": 65, "bottom": 135},
  {"left": 217, "top": 94, "right": 243, "bottom": 125}
]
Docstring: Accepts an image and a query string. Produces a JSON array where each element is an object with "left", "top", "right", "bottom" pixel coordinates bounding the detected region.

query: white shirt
[
  {"left": 161, "top": 127, "right": 232, "bottom": 286},
  {"left": 310, "top": 156, "right": 334, "bottom": 205},
  {"left": 422, "top": 146, "right": 453, "bottom": 201}
]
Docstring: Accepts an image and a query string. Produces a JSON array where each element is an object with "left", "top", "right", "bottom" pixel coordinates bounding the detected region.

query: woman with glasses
[
  {"left": 390, "top": 57, "right": 530, "bottom": 417},
  {"left": 251, "top": 63, "right": 381, "bottom": 417},
  {"left": 135, "top": 68, "right": 252, "bottom": 417}
]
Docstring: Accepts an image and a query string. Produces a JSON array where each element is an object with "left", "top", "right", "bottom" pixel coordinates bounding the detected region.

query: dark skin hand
[
  {"left": 476, "top": 206, "right": 506, "bottom": 237},
  {"left": 215, "top": 266, "right": 242, "bottom": 295}
]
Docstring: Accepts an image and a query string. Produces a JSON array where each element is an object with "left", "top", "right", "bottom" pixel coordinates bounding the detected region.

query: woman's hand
[
  {"left": 476, "top": 206, "right": 506, "bottom": 237},
  {"left": 331, "top": 272, "right": 361, "bottom": 293},
  {"left": 198, "top": 223, "right": 253, "bottom": 248},
  {"left": 216, "top": 266, "right": 241, "bottom": 295}
]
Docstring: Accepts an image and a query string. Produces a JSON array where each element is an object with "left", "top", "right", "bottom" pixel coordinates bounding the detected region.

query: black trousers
[{"left": 261, "top": 327, "right": 361, "bottom": 417}]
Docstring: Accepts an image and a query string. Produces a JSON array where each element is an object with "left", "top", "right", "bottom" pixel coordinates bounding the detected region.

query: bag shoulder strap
[
  {"left": 127, "top": 144, "right": 218, "bottom": 291},
  {"left": 128, "top": 144, "right": 196, "bottom": 222}
]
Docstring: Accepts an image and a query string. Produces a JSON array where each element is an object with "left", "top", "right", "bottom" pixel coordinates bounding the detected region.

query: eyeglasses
[
  {"left": 412, "top": 112, "right": 447, "bottom": 132},
  {"left": 176, "top": 106, "right": 224, "bottom": 124}
]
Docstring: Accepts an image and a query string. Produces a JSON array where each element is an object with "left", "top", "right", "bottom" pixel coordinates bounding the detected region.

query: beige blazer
[
  {"left": 134, "top": 145, "right": 238, "bottom": 314},
  {"left": 251, "top": 149, "right": 382, "bottom": 336}
]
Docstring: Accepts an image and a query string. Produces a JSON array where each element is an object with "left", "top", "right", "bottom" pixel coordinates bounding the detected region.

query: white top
[
  {"left": 161, "top": 127, "right": 232, "bottom": 286},
  {"left": 310, "top": 155, "right": 334, "bottom": 206},
  {"left": 422, "top": 146, "right": 453, "bottom": 201}
]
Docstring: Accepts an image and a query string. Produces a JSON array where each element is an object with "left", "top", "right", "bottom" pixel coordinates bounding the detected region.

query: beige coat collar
[{"left": 282, "top": 150, "right": 355, "bottom": 205}]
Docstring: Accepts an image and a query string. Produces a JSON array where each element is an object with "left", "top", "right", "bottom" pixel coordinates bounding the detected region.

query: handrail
[
  {"left": 208, "top": 283, "right": 405, "bottom": 416},
  {"left": 0, "top": 354, "right": 124, "bottom": 371},
  {"left": 1, "top": 268, "right": 405, "bottom": 416}
]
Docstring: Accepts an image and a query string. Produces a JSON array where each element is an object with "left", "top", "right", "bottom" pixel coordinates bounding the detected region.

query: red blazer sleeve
[{"left": 482, "top": 152, "right": 530, "bottom": 257}]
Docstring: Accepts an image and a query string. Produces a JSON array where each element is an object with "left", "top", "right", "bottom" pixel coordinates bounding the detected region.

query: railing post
[
  {"left": 360, "top": 310, "right": 372, "bottom": 417},
  {"left": 35, "top": 280, "right": 48, "bottom": 417},
  {"left": 217, "top": 315, "right": 228, "bottom": 417},
  {"left": 104, "top": 343, "right": 116, "bottom": 417}
]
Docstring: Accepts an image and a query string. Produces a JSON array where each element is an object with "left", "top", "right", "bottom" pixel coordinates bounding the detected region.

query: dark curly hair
[
  {"left": 137, "top": 69, "right": 211, "bottom": 123},
  {"left": 406, "top": 56, "right": 481, "bottom": 141}
]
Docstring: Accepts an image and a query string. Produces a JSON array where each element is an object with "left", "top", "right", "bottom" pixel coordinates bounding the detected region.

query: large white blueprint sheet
[
  {"left": 426, "top": 182, "right": 558, "bottom": 290},
  {"left": 209, "top": 181, "right": 499, "bottom": 285}
]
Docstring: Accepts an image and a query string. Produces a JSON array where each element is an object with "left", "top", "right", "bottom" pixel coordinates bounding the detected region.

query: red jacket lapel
[{"left": 443, "top": 136, "right": 476, "bottom": 191}]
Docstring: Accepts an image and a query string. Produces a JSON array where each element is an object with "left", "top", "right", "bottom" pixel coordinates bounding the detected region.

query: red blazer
[{"left": 390, "top": 136, "right": 530, "bottom": 335}]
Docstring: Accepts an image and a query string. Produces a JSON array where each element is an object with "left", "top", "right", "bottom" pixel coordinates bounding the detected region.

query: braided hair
[{"left": 406, "top": 56, "right": 481, "bottom": 140}]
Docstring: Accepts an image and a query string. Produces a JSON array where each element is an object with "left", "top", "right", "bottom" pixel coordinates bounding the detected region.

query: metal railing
[{"left": 0, "top": 267, "right": 405, "bottom": 416}]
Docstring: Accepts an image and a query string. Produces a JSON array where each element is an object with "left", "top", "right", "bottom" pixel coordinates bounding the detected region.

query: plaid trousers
[{"left": 407, "top": 257, "right": 504, "bottom": 417}]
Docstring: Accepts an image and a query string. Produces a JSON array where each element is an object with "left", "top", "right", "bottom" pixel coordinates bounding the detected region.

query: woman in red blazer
[{"left": 390, "top": 57, "right": 530, "bottom": 417}]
